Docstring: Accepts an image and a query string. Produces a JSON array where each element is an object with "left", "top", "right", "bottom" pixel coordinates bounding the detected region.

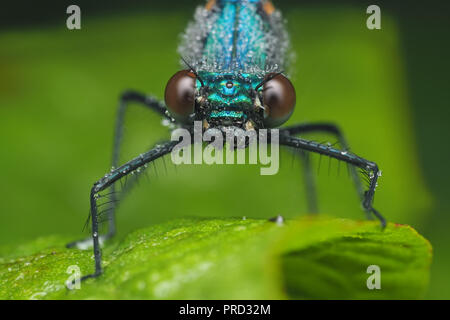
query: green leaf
[{"left": 0, "top": 218, "right": 431, "bottom": 300}]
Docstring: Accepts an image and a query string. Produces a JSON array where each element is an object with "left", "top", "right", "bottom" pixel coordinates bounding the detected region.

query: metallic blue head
[{"left": 195, "top": 71, "right": 265, "bottom": 129}]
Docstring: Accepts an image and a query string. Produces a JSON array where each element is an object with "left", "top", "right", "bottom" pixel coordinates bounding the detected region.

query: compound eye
[
  {"left": 262, "top": 74, "right": 296, "bottom": 127},
  {"left": 164, "top": 70, "right": 196, "bottom": 122}
]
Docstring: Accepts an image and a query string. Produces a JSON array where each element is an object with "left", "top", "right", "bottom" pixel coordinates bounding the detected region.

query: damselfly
[{"left": 68, "top": 0, "right": 385, "bottom": 280}]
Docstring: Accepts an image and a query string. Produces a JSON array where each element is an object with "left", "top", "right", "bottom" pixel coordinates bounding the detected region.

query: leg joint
[{"left": 120, "top": 90, "right": 143, "bottom": 103}]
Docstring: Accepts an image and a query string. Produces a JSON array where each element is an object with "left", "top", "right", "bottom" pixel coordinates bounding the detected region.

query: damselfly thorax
[{"left": 164, "top": 0, "right": 296, "bottom": 133}]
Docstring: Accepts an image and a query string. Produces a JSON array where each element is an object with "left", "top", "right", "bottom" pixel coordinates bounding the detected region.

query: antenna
[
  {"left": 181, "top": 57, "right": 205, "bottom": 87},
  {"left": 254, "top": 71, "right": 284, "bottom": 92}
]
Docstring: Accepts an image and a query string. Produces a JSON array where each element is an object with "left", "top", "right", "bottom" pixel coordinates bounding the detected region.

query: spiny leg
[
  {"left": 279, "top": 133, "right": 386, "bottom": 228},
  {"left": 281, "top": 123, "right": 368, "bottom": 218},
  {"left": 107, "top": 91, "right": 173, "bottom": 240},
  {"left": 113, "top": 91, "right": 171, "bottom": 166},
  {"left": 77, "top": 141, "right": 179, "bottom": 279},
  {"left": 299, "top": 150, "right": 318, "bottom": 213}
]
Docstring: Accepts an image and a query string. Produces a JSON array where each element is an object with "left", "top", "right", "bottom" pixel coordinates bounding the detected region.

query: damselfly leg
[
  {"left": 281, "top": 123, "right": 368, "bottom": 218},
  {"left": 107, "top": 91, "right": 173, "bottom": 239},
  {"left": 298, "top": 150, "right": 318, "bottom": 213},
  {"left": 67, "top": 91, "right": 171, "bottom": 249},
  {"left": 77, "top": 140, "right": 179, "bottom": 279},
  {"left": 279, "top": 132, "right": 385, "bottom": 228}
]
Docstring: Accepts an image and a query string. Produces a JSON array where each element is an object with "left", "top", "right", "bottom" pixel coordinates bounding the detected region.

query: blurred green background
[{"left": 0, "top": 0, "right": 448, "bottom": 299}]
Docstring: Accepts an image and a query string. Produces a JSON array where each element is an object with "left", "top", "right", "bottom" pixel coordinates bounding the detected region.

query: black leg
[
  {"left": 78, "top": 141, "right": 179, "bottom": 279},
  {"left": 282, "top": 123, "right": 367, "bottom": 218},
  {"left": 279, "top": 133, "right": 386, "bottom": 228},
  {"left": 107, "top": 91, "right": 173, "bottom": 240},
  {"left": 112, "top": 90, "right": 172, "bottom": 168},
  {"left": 299, "top": 150, "right": 318, "bottom": 213},
  {"left": 67, "top": 92, "right": 172, "bottom": 250}
]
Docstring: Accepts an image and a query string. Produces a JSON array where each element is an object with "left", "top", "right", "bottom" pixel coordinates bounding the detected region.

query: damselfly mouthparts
[{"left": 68, "top": 0, "right": 385, "bottom": 280}]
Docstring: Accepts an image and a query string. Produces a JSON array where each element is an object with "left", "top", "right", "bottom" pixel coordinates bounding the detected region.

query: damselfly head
[{"left": 164, "top": 70, "right": 296, "bottom": 129}]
